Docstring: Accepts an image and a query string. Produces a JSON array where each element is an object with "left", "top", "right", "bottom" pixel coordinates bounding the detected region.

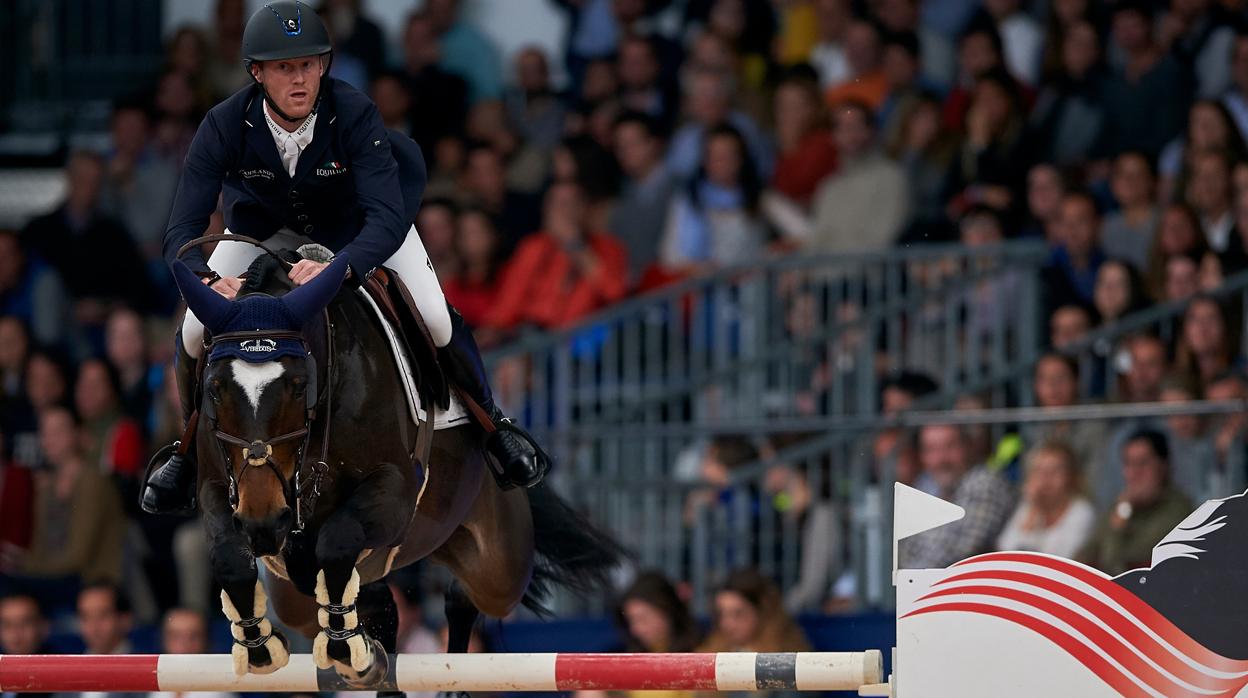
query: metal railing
[
  {"left": 583, "top": 398, "right": 1247, "bottom": 615},
  {"left": 486, "top": 240, "right": 1047, "bottom": 473}
]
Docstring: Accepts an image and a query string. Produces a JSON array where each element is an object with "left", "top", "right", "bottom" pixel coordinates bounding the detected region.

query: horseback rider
[{"left": 141, "top": 0, "right": 544, "bottom": 515}]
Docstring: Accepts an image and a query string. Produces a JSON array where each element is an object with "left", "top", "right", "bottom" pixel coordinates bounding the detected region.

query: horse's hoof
[{"left": 334, "top": 637, "right": 389, "bottom": 689}]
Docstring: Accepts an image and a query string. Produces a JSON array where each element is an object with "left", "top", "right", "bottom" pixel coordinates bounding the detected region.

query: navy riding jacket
[{"left": 163, "top": 78, "right": 426, "bottom": 279}]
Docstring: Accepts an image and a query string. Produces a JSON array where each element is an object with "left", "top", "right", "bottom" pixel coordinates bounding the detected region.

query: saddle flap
[{"left": 362, "top": 268, "right": 450, "bottom": 410}]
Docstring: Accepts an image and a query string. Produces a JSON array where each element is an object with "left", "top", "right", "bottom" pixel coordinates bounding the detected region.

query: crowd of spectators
[{"left": 10, "top": 0, "right": 1248, "bottom": 652}]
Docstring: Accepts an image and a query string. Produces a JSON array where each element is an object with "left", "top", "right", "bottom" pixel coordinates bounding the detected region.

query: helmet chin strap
[{"left": 251, "top": 55, "right": 331, "bottom": 126}]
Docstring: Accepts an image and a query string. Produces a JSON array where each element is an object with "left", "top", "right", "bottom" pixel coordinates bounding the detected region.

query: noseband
[{"left": 204, "top": 327, "right": 333, "bottom": 535}]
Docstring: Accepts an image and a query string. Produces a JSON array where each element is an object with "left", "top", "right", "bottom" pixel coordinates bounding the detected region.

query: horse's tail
[{"left": 521, "top": 482, "right": 630, "bottom": 616}]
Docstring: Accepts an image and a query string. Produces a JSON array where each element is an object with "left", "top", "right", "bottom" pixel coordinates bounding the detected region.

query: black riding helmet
[{"left": 242, "top": 0, "right": 333, "bottom": 122}]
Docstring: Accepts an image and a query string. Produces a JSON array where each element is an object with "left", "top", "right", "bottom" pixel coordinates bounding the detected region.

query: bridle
[{"left": 203, "top": 326, "right": 333, "bottom": 535}]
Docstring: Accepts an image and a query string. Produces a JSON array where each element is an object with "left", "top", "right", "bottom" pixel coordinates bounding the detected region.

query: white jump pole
[{"left": 0, "top": 651, "right": 882, "bottom": 693}]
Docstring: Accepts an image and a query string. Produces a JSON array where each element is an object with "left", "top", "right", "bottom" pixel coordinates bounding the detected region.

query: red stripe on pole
[
  {"left": 554, "top": 653, "right": 719, "bottom": 691},
  {"left": 0, "top": 655, "right": 160, "bottom": 693}
]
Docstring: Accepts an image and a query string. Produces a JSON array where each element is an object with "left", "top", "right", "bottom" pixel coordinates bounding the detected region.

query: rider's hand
[
  {"left": 205, "top": 275, "right": 243, "bottom": 299},
  {"left": 289, "top": 259, "right": 329, "bottom": 285}
]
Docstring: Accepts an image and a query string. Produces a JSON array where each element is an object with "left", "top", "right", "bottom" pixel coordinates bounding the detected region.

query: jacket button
[
  {"left": 292, "top": 201, "right": 305, "bottom": 209},
  {"left": 304, "top": 225, "right": 314, "bottom": 234},
  {"left": 297, "top": 214, "right": 308, "bottom": 222},
  {"left": 289, "top": 189, "right": 299, "bottom": 198}
]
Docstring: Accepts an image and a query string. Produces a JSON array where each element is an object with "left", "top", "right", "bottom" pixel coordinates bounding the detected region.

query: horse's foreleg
[
  {"left": 203, "top": 486, "right": 289, "bottom": 676},
  {"left": 313, "top": 463, "right": 411, "bottom": 682},
  {"left": 444, "top": 582, "right": 481, "bottom": 653}
]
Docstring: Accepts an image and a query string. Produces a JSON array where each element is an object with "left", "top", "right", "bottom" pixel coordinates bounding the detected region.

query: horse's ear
[
  {"left": 172, "top": 261, "right": 234, "bottom": 333},
  {"left": 281, "top": 253, "right": 350, "bottom": 326}
]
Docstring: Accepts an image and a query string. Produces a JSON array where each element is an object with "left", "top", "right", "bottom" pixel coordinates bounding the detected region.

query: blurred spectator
[
  {"left": 320, "top": 0, "right": 386, "bottom": 80},
  {"left": 387, "top": 578, "right": 439, "bottom": 656},
  {"left": 980, "top": 0, "right": 1042, "bottom": 87},
  {"left": 0, "top": 433, "right": 33, "bottom": 573},
  {"left": 105, "top": 309, "right": 156, "bottom": 429},
  {"left": 616, "top": 34, "right": 678, "bottom": 129},
  {"left": 899, "top": 424, "right": 1014, "bottom": 569},
  {"left": 1093, "top": 259, "right": 1148, "bottom": 328},
  {"left": 77, "top": 584, "right": 132, "bottom": 654},
  {"left": 1043, "top": 191, "right": 1106, "bottom": 313},
  {"left": 1223, "top": 185, "right": 1248, "bottom": 275},
  {"left": 615, "top": 571, "right": 701, "bottom": 653},
  {"left": 682, "top": 434, "right": 760, "bottom": 524},
  {"left": 99, "top": 100, "right": 180, "bottom": 309},
  {"left": 0, "top": 231, "right": 70, "bottom": 348},
  {"left": 1020, "top": 162, "right": 1065, "bottom": 241},
  {"left": 1176, "top": 294, "right": 1239, "bottom": 392},
  {"left": 20, "top": 151, "right": 157, "bottom": 324},
  {"left": 1024, "top": 353, "right": 1107, "bottom": 488},
  {"left": 1079, "top": 429, "right": 1193, "bottom": 575},
  {"left": 667, "top": 68, "right": 773, "bottom": 182},
  {"left": 485, "top": 182, "right": 628, "bottom": 331},
  {"left": 943, "top": 21, "right": 1007, "bottom": 132},
  {"left": 1164, "top": 251, "right": 1202, "bottom": 302},
  {"left": 1146, "top": 203, "right": 1208, "bottom": 300},
  {"left": 1028, "top": 20, "right": 1105, "bottom": 167},
  {"left": 164, "top": 26, "right": 218, "bottom": 108},
  {"left": 1186, "top": 150, "right": 1236, "bottom": 253},
  {"left": 1101, "top": 2, "right": 1186, "bottom": 160},
  {"left": 18, "top": 408, "right": 125, "bottom": 586},
  {"left": 1101, "top": 151, "right": 1160, "bottom": 272},
  {"left": 402, "top": 12, "right": 470, "bottom": 160},
  {"left": 810, "top": 101, "right": 909, "bottom": 252},
  {"left": 1118, "top": 334, "right": 1169, "bottom": 404},
  {"left": 763, "top": 463, "right": 841, "bottom": 614},
  {"left": 0, "top": 593, "right": 49, "bottom": 655},
  {"left": 889, "top": 94, "right": 957, "bottom": 239},
  {"left": 505, "top": 46, "right": 566, "bottom": 152},
  {"left": 1224, "top": 28, "right": 1248, "bottom": 139},
  {"left": 961, "top": 207, "right": 1022, "bottom": 342},
  {"left": 1205, "top": 371, "right": 1248, "bottom": 498},
  {"left": 698, "top": 568, "right": 809, "bottom": 658},
  {"left": 768, "top": 70, "right": 836, "bottom": 208},
  {"left": 823, "top": 19, "right": 888, "bottom": 111},
  {"left": 444, "top": 208, "right": 503, "bottom": 331},
  {"left": 1158, "top": 0, "right": 1234, "bottom": 100},
  {"left": 74, "top": 358, "right": 144, "bottom": 485},
  {"left": 426, "top": 0, "right": 503, "bottom": 104},
  {"left": 551, "top": 135, "right": 620, "bottom": 230},
  {"left": 1158, "top": 100, "right": 1247, "bottom": 204},
  {"left": 151, "top": 70, "right": 202, "bottom": 167},
  {"left": 0, "top": 317, "right": 27, "bottom": 415},
  {"left": 1049, "top": 303, "right": 1093, "bottom": 350},
  {"left": 809, "top": 0, "right": 851, "bottom": 88},
  {"left": 203, "top": 0, "right": 250, "bottom": 97},
  {"left": 609, "top": 112, "right": 678, "bottom": 286},
  {"left": 945, "top": 69, "right": 1029, "bottom": 220},
  {"left": 371, "top": 70, "right": 414, "bottom": 136},
  {"left": 459, "top": 145, "right": 542, "bottom": 254},
  {"left": 417, "top": 198, "right": 461, "bottom": 280},
  {"left": 9, "top": 351, "right": 72, "bottom": 469},
  {"left": 160, "top": 607, "right": 210, "bottom": 653},
  {"left": 877, "top": 30, "right": 931, "bottom": 145},
  {"left": 996, "top": 441, "right": 1096, "bottom": 557},
  {"left": 660, "top": 124, "right": 766, "bottom": 274},
  {"left": 871, "top": 0, "right": 956, "bottom": 89}
]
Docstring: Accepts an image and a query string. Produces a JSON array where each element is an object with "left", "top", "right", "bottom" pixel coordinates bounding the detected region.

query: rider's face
[{"left": 253, "top": 56, "right": 324, "bottom": 122}]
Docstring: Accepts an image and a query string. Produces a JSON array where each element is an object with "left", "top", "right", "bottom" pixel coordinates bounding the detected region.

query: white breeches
[{"left": 180, "top": 226, "right": 451, "bottom": 358}]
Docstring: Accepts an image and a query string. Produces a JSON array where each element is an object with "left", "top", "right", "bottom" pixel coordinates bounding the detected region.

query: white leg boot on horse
[{"left": 220, "top": 581, "right": 290, "bottom": 676}]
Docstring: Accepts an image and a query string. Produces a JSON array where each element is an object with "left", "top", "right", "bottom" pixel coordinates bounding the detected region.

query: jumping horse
[{"left": 167, "top": 236, "right": 623, "bottom": 688}]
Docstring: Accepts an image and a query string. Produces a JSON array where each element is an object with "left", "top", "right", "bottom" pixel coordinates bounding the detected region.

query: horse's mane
[{"left": 240, "top": 252, "right": 298, "bottom": 297}]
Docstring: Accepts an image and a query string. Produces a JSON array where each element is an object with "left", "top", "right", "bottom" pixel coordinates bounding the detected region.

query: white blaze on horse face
[{"left": 230, "top": 360, "right": 286, "bottom": 416}]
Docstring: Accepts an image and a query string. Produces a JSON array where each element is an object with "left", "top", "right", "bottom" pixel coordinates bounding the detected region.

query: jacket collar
[
  {"left": 291, "top": 83, "right": 336, "bottom": 184},
  {"left": 244, "top": 91, "right": 288, "bottom": 181}
]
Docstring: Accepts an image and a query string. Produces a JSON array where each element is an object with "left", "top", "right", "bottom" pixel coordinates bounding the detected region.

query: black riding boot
[
  {"left": 439, "top": 305, "right": 548, "bottom": 489},
  {"left": 140, "top": 334, "right": 201, "bottom": 515}
]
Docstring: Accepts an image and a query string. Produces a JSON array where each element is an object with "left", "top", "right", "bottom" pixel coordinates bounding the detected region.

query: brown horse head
[{"left": 174, "top": 253, "right": 349, "bottom": 556}]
